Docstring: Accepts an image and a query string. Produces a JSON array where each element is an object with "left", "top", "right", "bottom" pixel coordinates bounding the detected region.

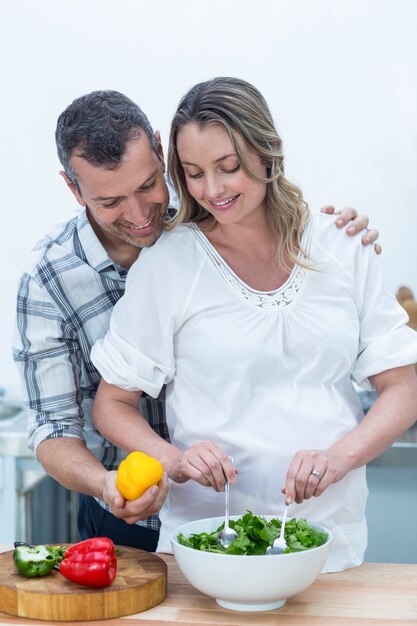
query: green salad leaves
[{"left": 177, "top": 511, "right": 328, "bottom": 555}]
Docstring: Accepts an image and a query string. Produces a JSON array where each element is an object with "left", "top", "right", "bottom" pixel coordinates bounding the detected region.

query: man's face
[{"left": 66, "top": 133, "right": 169, "bottom": 250}]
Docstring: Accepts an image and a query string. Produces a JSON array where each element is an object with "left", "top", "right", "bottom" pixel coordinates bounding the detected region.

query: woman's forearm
[
  {"left": 329, "top": 365, "right": 417, "bottom": 469},
  {"left": 283, "top": 365, "right": 417, "bottom": 503},
  {"left": 93, "top": 380, "right": 182, "bottom": 475}
]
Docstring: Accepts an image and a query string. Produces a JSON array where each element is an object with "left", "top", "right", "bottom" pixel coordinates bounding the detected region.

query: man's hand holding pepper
[{"left": 102, "top": 470, "right": 169, "bottom": 524}]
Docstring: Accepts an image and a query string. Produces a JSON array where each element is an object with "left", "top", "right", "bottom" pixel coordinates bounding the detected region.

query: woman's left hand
[{"left": 282, "top": 449, "right": 351, "bottom": 504}]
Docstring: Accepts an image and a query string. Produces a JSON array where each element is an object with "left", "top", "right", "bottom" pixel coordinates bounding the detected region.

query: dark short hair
[{"left": 56, "top": 90, "right": 157, "bottom": 190}]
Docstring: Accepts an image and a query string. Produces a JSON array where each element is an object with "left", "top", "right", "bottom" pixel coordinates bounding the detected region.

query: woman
[{"left": 91, "top": 77, "right": 417, "bottom": 572}]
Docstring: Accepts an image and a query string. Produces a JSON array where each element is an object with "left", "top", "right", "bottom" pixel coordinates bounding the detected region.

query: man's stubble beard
[{"left": 98, "top": 203, "right": 168, "bottom": 250}]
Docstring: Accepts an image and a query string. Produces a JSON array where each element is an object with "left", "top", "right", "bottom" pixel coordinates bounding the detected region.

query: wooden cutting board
[{"left": 0, "top": 545, "right": 167, "bottom": 621}]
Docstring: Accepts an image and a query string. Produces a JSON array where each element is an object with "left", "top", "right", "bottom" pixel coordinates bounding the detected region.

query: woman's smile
[{"left": 209, "top": 193, "right": 240, "bottom": 211}]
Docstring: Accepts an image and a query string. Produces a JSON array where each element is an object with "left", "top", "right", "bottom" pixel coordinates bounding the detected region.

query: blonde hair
[{"left": 167, "top": 76, "right": 311, "bottom": 270}]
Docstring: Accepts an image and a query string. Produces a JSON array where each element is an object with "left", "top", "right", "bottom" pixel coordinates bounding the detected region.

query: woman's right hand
[{"left": 169, "top": 441, "right": 237, "bottom": 491}]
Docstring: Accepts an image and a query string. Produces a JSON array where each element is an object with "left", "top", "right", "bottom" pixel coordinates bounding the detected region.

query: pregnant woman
[{"left": 91, "top": 77, "right": 417, "bottom": 572}]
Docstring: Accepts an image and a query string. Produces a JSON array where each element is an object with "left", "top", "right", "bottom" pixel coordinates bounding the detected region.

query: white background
[{"left": 1, "top": 0, "right": 416, "bottom": 396}]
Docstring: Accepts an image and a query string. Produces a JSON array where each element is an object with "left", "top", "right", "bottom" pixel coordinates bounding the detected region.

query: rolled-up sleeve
[
  {"left": 91, "top": 243, "right": 177, "bottom": 397},
  {"left": 91, "top": 331, "right": 174, "bottom": 397},
  {"left": 13, "top": 273, "right": 87, "bottom": 454},
  {"left": 351, "top": 246, "right": 417, "bottom": 389}
]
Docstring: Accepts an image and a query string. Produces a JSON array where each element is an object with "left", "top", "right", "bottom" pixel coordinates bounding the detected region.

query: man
[{"left": 13, "top": 90, "right": 380, "bottom": 551}]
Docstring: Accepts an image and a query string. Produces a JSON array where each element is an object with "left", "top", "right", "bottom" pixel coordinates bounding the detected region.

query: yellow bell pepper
[{"left": 116, "top": 451, "right": 164, "bottom": 500}]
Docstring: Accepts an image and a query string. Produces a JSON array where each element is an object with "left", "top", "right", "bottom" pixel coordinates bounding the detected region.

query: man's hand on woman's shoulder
[{"left": 320, "top": 205, "right": 381, "bottom": 255}]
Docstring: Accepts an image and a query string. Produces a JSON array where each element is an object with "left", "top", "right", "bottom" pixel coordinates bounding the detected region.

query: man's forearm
[
  {"left": 36, "top": 436, "right": 170, "bottom": 524},
  {"left": 36, "top": 437, "right": 107, "bottom": 498}
]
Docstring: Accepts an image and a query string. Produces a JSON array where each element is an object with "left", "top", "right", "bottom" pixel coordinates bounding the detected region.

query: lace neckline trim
[{"left": 188, "top": 216, "right": 313, "bottom": 310}]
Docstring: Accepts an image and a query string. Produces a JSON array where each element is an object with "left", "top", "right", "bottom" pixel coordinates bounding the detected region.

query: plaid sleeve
[{"left": 13, "top": 272, "right": 87, "bottom": 454}]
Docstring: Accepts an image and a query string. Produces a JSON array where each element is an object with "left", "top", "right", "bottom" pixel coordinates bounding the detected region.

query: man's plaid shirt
[{"left": 13, "top": 208, "right": 170, "bottom": 531}]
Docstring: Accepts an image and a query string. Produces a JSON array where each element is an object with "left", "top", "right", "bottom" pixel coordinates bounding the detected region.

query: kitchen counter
[{"left": 1, "top": 546, "right": 417, "bottom": 625}]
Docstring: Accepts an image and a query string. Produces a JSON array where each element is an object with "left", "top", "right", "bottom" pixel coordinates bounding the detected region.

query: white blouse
[{"left": 91, "top": 212, "right": 417, "bottom": 572}]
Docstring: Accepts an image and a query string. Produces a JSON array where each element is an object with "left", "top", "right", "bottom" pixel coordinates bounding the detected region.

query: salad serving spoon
[
  {"left": 217, "top": 457, "right": 237, "bottom": 549},
  {"left": 266, "top": 502, "right": 289, "bottom": 555},
  {"left": 217, "top": 478, "right": 237, "bottom": 548}
]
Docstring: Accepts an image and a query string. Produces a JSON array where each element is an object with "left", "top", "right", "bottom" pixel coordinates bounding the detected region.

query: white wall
[{"left": 1, "top": 0, "right": 416, "bottom": 395}]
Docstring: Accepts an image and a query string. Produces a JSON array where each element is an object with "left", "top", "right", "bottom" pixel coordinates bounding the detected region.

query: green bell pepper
[
  {"left": 47, "top": 544, "right": 67, "bottom": 563},
  {"left": 13, "top": 544, "right": 57, "bottom": 577}
]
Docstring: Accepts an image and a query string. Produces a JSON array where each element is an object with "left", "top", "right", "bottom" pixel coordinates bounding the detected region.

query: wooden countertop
[{"left": 1, "top": 546, "right": 417, "bottom": 625}]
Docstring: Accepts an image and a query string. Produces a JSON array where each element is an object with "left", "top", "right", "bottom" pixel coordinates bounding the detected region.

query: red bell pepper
[{"left": 59, "top": 537, "right": 117, "bottom": 588}]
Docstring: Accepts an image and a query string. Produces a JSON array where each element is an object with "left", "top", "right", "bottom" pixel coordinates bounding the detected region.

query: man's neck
[
  {"left": 87, "top": 211, "right": 140, "bottom": 269},
  {"left": 107, "top": 243, "right": 141, "bottom": 270}
]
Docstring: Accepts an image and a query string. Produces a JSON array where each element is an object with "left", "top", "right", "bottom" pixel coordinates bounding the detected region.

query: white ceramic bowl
[{"left": 171, "top": 515, "right": 332, "bottom": 612}]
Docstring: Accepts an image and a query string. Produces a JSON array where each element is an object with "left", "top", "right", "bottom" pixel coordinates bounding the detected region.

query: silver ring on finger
[{"left": 310, "top": 469, "right": 322, "bottom": 481}]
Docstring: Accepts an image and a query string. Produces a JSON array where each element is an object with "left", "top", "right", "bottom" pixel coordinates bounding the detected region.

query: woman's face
[{"left": 176, "top": 122, "right": 268, "bottom": 226}]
